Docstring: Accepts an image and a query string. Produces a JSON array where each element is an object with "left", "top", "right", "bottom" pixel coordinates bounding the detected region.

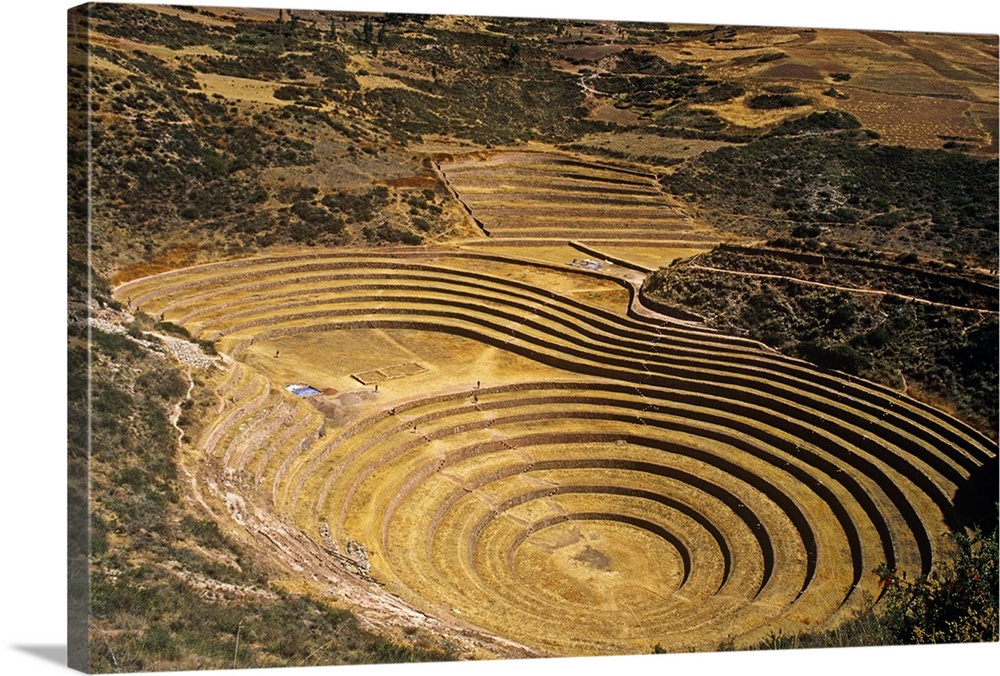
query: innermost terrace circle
[{"left": 510, "top": 518, "right": 688, "bottom": 609}]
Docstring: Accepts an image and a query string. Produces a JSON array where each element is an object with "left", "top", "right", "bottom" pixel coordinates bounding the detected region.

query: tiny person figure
[{"left": 275, "top": 350, "right": 280, "bottom": 358}]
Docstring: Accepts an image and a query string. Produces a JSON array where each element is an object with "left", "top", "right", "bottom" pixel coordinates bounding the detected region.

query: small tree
[{"left": 502, "top": 40, "right": 521, "bottom": 67}]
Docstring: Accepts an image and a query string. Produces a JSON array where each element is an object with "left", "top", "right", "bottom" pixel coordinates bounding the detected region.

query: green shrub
[
  {"left": 757, "top": 51, "right": 786, "bottom": 63},
  {"left": 747, "top": 93, "right": 811, "bottom": 109},
  {"left": 795, "top": 339, "right": 870, "bottom": 374},
  {"left": 791, "top": 224, "right": 822, "bottom": 238},
  {"left": 740, "top": 527, "right": 997, "bottom": 651},
  {"left": 197, "top": 338, "right": 218, "bottom": 355},
  {"left": 137, "top": 368, "right": 188, "bottom": 400},
  {"left": 363, "top": 223, "right": 423, "bottom": 246},
  {"left": 877, "top": 527, "right": 998, "bottom": 644},
  {"left": 767, "top": 110, "right": 862, "bottom": 136},
  {"left": 692, "top": 81, "right": 745, "bottom": 103}
]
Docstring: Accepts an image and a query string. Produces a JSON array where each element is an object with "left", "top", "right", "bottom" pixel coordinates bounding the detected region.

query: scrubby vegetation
[
  {"left": 71, "top": 6, "right": 613, "bottom": 271},
  {"left": 876, "top": 526, "right": 998, "bottom": 644},
  {"left": 661, "top": 132, "right": 998, "bottom": 266},
  {"left": 590, "top": 48, "right": 708, "bottom": 108},
  {"left": 746, "top": 92, "right": 811, "bottom": 109},
  {"left": 651, "top": 113, "right": 997, "bottom": 432},
  {"left": 368, "top": 20, "right": 596, "bottom": 145},
  {"left": 740, "top": 526, "right": 998, "bottom": 650},
  {"left": 765, "top": 110, "right": 863, "bottom": 137},
  {"left": 85, "top": 3, "right": 232, "bottom": 48},
  {"left": 73, "top": 5, "right": 997, "bottom": 272},
  {"left": 645, "top": 247, "right": 999, "bottom": 434}
]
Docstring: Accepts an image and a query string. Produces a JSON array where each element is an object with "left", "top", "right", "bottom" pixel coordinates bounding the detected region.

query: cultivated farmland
[{"left": 114, "top": 246, "right": 996, "bottom": 654}]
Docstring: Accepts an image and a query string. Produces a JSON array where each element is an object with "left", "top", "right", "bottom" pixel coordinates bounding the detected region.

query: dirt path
[{"left": 169, "top": 369, "right": 195, "bottom": 446}]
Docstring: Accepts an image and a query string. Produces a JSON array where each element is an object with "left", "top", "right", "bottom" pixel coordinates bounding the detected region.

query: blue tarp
[{"left": 288, "top": 385, "right": 321, "bottom": 397}]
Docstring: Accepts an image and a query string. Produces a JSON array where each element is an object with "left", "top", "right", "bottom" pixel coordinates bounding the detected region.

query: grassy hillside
[{"left": 71, "top": 5, "right": 998, "bottom": 278}]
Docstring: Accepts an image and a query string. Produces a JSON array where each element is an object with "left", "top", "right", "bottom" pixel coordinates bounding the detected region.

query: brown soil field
[
  {"left": 836, "top": 88, "right": 990, "bottom": 148},
  {"left": 639, "top": 26, "right": 997, "bottom": 153}
]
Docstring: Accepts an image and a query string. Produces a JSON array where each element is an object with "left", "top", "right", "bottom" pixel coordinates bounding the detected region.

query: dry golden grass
[
  {"left": 586, "top": 101, "right": 645, "bottom": 125},
  {"left": 109, "top": 243, "right": 207, "bottom": 286},
  {"left": 86, "top": 25, "right": 225, "bottom": 63},
  {"left": 242, "top": 327, "right": 560, "bottom": 406},
  {"left": 349, "top": 54, "right": 433, "bottom": 93},
  {"left": 695, "top": 94, "right": 812, "bottom": 130},
  {"left": 639, "top": 26, "right": 997, "bottom": 153},
  {"left": 194, "top": 72, "right": 286, "bottom": 104},
  {"left": 569, "top": 132, "right": 737, "bottom": 162},
  {"left": 440, "top": 149, "right": 719, "bottom": 249},
  {"left": 143, "top": 4, "right": 236, "bottom": 28}
]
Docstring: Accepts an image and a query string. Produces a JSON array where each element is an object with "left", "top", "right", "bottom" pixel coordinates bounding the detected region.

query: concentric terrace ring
[{"left": 114, "top": 249, "right": 997, "bottom": 655}]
